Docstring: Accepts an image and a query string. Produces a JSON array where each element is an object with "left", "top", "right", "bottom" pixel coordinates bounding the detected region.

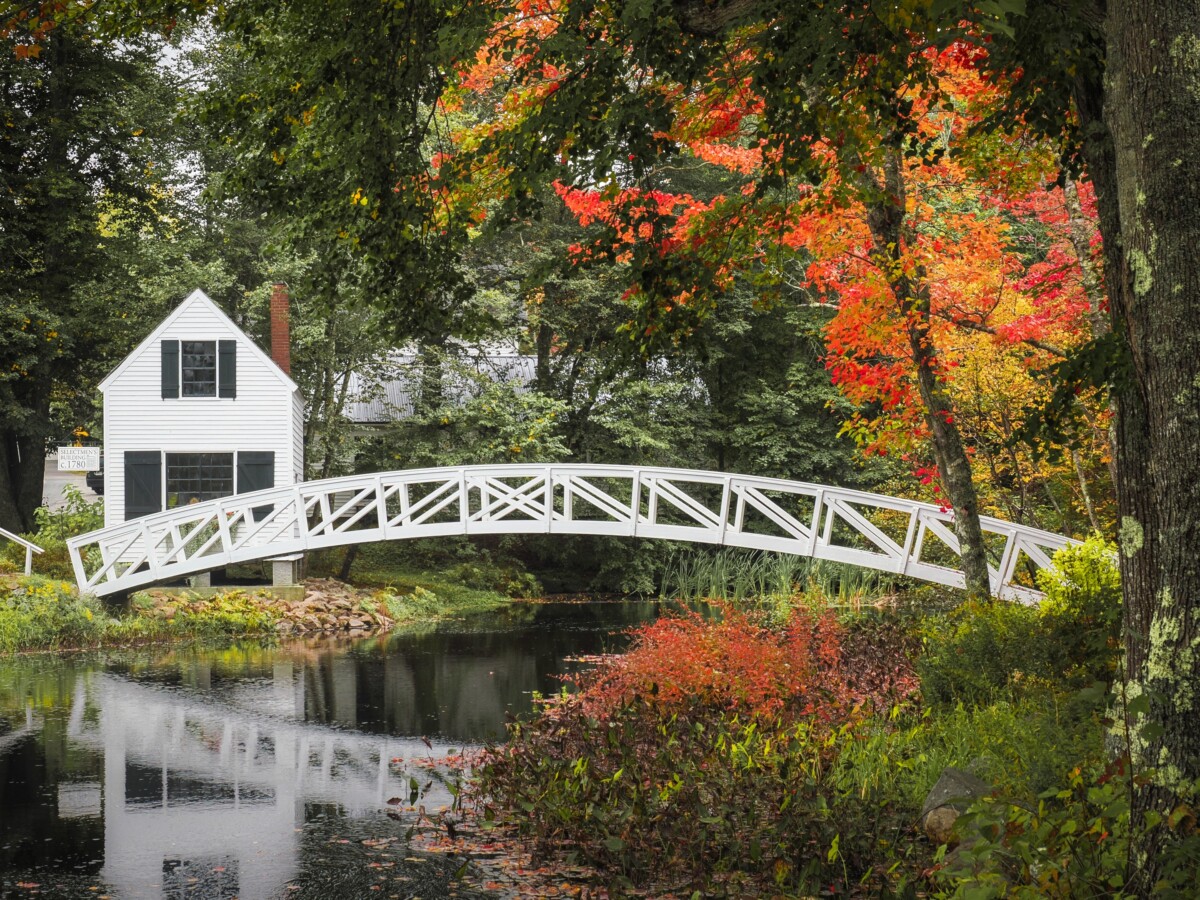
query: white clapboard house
[{"left": 99, "top": 288, "right": 303, "bottom": 546}]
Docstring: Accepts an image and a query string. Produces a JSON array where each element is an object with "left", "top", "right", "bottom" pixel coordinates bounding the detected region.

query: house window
[
  {"left": 165, "top": 453, "right": 234, "bottom": 508},
  {"left": 181, "top": 341, "right": 217, "bottom": 396},
  {"left": 161, "top": 340, "right": 236, "bottom": 399}
]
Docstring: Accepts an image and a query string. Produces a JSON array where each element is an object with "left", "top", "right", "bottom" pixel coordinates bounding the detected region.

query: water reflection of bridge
[
  {"left": 62, "top": 660, "right": 466, "bottom": 900},
  {"left": 2, "top": 605, "right": 646, "bottom": 897}
]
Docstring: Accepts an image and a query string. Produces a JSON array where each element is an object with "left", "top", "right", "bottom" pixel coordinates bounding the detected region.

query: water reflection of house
[
  {"left": 64, "top": 665, "right": 459, "bottom": 900},
  {"left": 3, "top": 620, "right": 572, "bottom": 898}
]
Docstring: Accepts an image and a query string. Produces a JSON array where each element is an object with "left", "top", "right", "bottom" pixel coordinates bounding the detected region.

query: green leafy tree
[{"left": 0, "top": 22, "right": 180, "bottom": 532}]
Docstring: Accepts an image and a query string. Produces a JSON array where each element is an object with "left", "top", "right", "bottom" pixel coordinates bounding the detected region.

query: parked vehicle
[{"left": 86, "top": 454, "right": 104, "bottom": 495}]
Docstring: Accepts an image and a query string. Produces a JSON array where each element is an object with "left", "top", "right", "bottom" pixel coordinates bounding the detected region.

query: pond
[{"left": 0, "top": 600, "right": 669, "bottom": 899}]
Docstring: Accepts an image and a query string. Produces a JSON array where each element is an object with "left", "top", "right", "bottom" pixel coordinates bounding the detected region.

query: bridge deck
[{"left": 67, "top": 464, "right": 1077, "bottom": 601}]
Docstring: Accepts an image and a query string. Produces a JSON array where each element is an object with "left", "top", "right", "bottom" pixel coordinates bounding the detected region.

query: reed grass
[{"left": 661, "top": 547, "right": 897, "bottom": 608}]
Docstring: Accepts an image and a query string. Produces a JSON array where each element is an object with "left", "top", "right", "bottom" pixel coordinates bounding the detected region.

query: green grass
[
  {"left": 307, "top": 543, "right": 519, "bottom": 619},
  {"left": 0, "top": 566, "right": 513, "bottom": 653},
  {"left": 0, "top": 576, "right": 285, "bottom": 653},
  {"left": 661, "top": 547, "right": 901, "bottom": 608}
]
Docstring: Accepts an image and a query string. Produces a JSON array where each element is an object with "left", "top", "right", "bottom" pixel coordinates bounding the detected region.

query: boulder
[
  {"left": 920, "top": 767, "right": 990, "bottom": 845},
  {"left": 923, "top": 806, "right": 961, "bottom": 845}
]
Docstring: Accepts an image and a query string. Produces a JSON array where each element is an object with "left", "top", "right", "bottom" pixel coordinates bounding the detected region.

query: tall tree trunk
[
  {"left": 1090, "top": 2, "right": 1200, "bottom": 891},
  {"left": 0, "top": 409, "right": 48, "bottom": 534},
  {"left": 865, "top": 149, "right": 992, "bottom": 597},
  {"left": 904, "top": 284, "right": 992, "bottom": 598},
  {"left": 535, "top": 320, "right": 553, "bottom": 393},
  {"left": 0, "top": 31, "right": 77, "bottom": 534}
]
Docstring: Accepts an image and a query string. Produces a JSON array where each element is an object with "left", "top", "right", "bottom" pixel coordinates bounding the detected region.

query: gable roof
[{"left": 98, "top": 288, "right": 298, "bottom": 393}]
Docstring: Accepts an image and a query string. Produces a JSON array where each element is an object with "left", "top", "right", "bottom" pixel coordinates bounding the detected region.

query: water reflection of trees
[{"left": 0, "top": 602, "right": 660, "bottom": 897}]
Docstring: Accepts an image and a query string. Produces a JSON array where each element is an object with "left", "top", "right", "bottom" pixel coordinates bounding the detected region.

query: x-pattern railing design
[{"left": 68, "top": 464, "right": 1078, "bottom": 602}]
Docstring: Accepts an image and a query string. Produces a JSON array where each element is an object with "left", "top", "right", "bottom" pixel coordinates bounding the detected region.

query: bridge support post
[{"left": 271, "top": 554, "right": 303, "bottom": 587}]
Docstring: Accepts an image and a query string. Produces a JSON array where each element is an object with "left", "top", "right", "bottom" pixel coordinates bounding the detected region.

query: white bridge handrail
[
  {"left": 67, "top": 464, "right": 1079, "bottom": 602},
  {"left": 1, "top": 526, "right": 44, "bottom": 576}
]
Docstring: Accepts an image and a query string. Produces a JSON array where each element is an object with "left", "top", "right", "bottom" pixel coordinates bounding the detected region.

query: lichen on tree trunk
[{"left": 1087, "top": 0, "right": 1200, "bottom": 891}]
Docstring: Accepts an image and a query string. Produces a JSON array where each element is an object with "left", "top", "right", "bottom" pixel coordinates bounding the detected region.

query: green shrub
[
  {"left": 169, "top": 590, "right": 280, "bottom": 636},
  {"left": 3, "top": 486, "right": 104, "bottom": 580},
  {"left": 933, "top": 763, "right": 1199, "bottom": 899},
  {"left": 918, "top": 538, "right": 1121, "bottom": 707},
  {"left": 384, "top": 585, "right": 442, "bottom": 620},
  {"left": 1036, "top": 535, "right": 1122, "bottom": 688},
  {"left": 918, "top": 600, "right": 1046, "bottom": 706},
  {"left": 477, "top": 703, "right": 907, "bottom": 896},
  {"left": 0, "top": 576, "right": 110, "bottom": 652}
]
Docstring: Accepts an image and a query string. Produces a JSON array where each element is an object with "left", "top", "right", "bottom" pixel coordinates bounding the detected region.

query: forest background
[
  {"left": 0, "top": 2, "right": 1112, "bottom": 589},
  {"left": 4, "top": 0, "right": 1199, "bottom": 891}
]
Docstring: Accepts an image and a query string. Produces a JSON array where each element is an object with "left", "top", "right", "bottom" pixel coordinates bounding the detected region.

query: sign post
[{"left": 57, "top": 447, "right": 101, "bottom": 472}]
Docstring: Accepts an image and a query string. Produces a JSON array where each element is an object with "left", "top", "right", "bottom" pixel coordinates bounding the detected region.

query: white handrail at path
[
  {"left": 66, "top": 464, "right": 1079, "bottom": 602},
  {"left": 1, "top": 526, "right": 44, "bottom": 576}
]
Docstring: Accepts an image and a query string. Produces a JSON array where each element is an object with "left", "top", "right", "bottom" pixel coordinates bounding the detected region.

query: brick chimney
[{"left": 269, "top": 282, "right": 291, "bottom": 375}]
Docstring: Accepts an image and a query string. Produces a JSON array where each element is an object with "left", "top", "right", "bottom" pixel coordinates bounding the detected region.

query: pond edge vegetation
[{"left": 458, "top": 537, "right": 1200, "bottom": 898}]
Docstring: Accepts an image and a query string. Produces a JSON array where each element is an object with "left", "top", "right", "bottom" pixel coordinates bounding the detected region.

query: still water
[{"left": 0, "top": 601, "right": 665, "bottom": 899}]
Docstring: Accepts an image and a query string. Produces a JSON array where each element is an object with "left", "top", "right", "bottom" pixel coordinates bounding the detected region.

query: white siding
[
  {"left": 292, "top": 390, "right": 305, "bottom": 481},
  {"left": 102, "top": 295, "right": 300, "bottom": 527}
]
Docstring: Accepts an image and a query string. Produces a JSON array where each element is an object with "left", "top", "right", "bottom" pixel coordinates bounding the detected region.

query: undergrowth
[
  {"left": 1, "top": 486, "right": 104, "bottom": 580},
  {"left": 0, "top": 577, "right": 283, "bottom": 653},
  {"left": 468, "top": 537, "right": 1189, "bottom": 897}
]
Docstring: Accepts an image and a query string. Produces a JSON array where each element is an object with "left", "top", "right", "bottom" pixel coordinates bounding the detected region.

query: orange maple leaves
[{"left": 440, "top": 12, "right": 1105, "bottom": 504}]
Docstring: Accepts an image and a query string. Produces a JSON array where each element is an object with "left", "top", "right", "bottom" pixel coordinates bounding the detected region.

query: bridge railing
[
  {"left": 67, "top": 464, "right": 1077, "bottom": 601},
  {"left": 1, "top": 526, "right": 43, "bottom": 576}
]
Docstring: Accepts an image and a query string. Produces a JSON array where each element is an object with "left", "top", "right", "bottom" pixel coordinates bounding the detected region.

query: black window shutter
[
  {"left": 124, "top": 451, "right": 162, "bottom": 520},
  {"left": 218, "top": 340, "right": 236, "bottom": 398},
  {"left": 161, "top": 340, "right": 180, "bottom": 399},
  {"left": 237, "top": 451, "right": 275, "bottom": 521}
]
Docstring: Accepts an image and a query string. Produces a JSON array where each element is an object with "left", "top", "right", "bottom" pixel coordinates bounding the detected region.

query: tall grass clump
[{"left": 662, "top": 547, "right": 897, "bottom": 608}]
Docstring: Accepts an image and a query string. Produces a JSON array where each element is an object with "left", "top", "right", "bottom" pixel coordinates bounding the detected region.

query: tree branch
[{"left": 933, "top": 310, "right": 1068, "bottom": 357}]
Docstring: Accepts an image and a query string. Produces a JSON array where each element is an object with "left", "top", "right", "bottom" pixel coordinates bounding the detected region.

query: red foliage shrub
[{"left": 576, "top": 606, "right": 858, "bottom": 726}]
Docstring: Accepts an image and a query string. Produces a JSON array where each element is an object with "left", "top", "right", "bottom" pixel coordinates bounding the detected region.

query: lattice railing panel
[{"left": 68, "top": 465, "right": 1077, "bottom": 602}]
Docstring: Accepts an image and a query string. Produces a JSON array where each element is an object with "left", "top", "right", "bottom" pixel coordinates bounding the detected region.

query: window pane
[
  {"left": 181, "top": 341, "right": 216, "bottom": 397},
  {"left": 166, "top": 452, "right": 234, "bottom": 508}
]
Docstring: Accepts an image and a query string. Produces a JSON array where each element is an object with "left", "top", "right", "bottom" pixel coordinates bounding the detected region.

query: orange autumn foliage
[
  {"left": 444, "top": 13, "right": 1111, "bottom": 527},
  {"left": 573, "top": 607, "right": 917, "bottom": 726}
]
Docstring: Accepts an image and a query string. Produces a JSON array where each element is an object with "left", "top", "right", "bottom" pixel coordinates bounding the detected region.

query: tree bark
[
  {"left": 1091, "top": 1, "right": 1200, "bottom": 890},
  {"left": 865, "top": 149, "right": 992, "bottom": 598},
  {"left": 0, "top": 31, "right": 77, "bottom": 534}
]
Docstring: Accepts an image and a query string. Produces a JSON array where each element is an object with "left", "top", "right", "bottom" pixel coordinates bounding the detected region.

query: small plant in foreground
[
  {"left": 933, "top": 761, "right": 1199, "bottom": 899},
  {"left": 0, "top": 576, "right": 108, "bottom": 651}
]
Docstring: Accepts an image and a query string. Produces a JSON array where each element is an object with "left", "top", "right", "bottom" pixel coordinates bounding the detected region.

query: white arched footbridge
[{"left": 68, "top": 464, "right": 1077, "bottom": 602}]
